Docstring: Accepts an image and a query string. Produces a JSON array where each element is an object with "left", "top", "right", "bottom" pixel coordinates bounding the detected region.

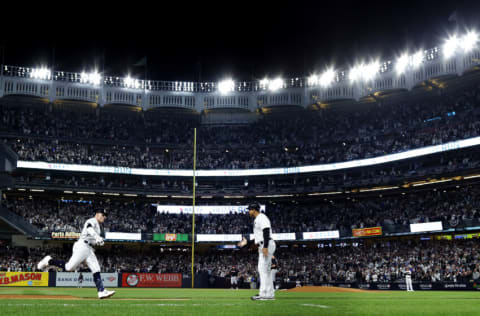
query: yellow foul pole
[{"left": 191, "top": 128, "right": 197, "bottom": 288}]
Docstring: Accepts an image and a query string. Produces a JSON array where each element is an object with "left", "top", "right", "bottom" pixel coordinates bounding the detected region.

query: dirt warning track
[{"left": 0, "top": 295, "right": 190, "bottom": 300}]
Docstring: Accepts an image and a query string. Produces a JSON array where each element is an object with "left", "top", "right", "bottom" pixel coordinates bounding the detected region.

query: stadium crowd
[
  {"left": 5, "top": 184, "right": 480, "bottom": 235},
  {"left": 1, "top": 239, "right": 479, "bottom": 285},
  {"left": 1, "top": 84, "right": 480, "bottom": 169}
]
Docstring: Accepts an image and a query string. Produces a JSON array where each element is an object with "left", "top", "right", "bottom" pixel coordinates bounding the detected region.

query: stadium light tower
[
  {"left": 125, "top": 76, "right": 134, "bottom": 88},
  {"left": 349, "top": 65, "right": 362, "bottom": 82},
  {"left": 31, "top": 67, "right": 51, "bottom": 80},
  {"left": 124, "top": 76, "right": 140, "bottom": 89},
  {"left": 268, "top": 78, "right": 283, "bottom": 91},
  {"left": 308, "top": 74, "right": 319, "bottom": 86},
  {"left": 259, "top": 78, "right": 270, "bottom": 90},
  {"left": 89, "top": 72, "right": 102, "bottom": 85},
  {"left": 81, "top": 71, "right": 102, "bottom": 85},
  {"left": 319, "top": 69, "right": 335, "bottom": 87},
  {"left": 81, "top": 72, "right": 89, "bottom": 84},
  {"left": 411, "top": 51, "right": 424, "bottom": 69},
  {"left": 218, "top": 79, "right": 235, "bottom": 94},
  {"left": 443, "top": 35, "right": 459, "bottom": 59},
  {"left": 462, "top": 31, "right": 478, "bottom": 52},
  {"left": 395, "top": 54, "right": 409, "bottom": 74},
  {"left": 363, "top": 61, "right": 379, "bottom": 81}
]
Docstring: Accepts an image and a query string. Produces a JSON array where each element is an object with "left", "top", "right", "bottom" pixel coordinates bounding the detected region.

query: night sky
[{"left": 1, "top": 1, "right": 479, "bottom": 82}]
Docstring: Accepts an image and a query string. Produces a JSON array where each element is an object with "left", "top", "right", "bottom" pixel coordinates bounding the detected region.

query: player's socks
[
  {"left": 49, "top": 259, "right": 66, "bottom": 269},
  {"left": 93, "top": 272, "right": 105, "bottom": 292}
]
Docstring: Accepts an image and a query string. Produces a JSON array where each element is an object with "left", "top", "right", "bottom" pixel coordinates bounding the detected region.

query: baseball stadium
[{"left": 2, "top": 3, "right": 480, "bottom": 315}]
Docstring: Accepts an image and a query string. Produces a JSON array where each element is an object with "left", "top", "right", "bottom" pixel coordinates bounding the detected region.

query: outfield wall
[
  {"left": 0, "top": 272, "right": 48, "bottom": 286},
  {"left": 307, "top": 282, "right": 480, "bottom": 291},
  {"left": 56, "top": 272, "right": 119, "bottom": 287},
  {"left": 2, "top": 272, "right": 479, "bottom": 290}
]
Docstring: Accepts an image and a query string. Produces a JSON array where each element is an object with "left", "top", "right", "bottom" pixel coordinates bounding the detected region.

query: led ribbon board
[
  {"left": 155, "top": 204, "right": 265, "bottom": 215},
  {"left": 410, "top": 221, "right": 443, "bottom": 233},
  {"left": 302, "top": 231, "right": 340, "bottom": 240},
  {"left": 16, "top": 136, "right": 480, "bottom": 177},
  {"left": 197, "top": 234, "right": 242, "bottom": 242}
]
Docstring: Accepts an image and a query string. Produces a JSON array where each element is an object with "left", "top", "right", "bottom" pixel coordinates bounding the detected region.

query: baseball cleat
[
  {"left": 251, "top": 295, "right": 275, "bottom": 300},
  {"left": 37, "top": 255, "right": 52, "bottom": 271},
  {"left": 98, "top": 289, "right": 116, "bottom": 299}
]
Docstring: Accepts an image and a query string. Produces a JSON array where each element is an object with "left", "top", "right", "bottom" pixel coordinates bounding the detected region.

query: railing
[{"left": 0, "top": 40, "right": 479, "bottom": 112}]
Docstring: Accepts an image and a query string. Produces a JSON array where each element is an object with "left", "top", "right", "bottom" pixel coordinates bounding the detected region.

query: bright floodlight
[
  {"left": 443, "top": 35, "right": 459, "bottom": 59},
  {"left": 462, "top": 31, "right": 478, "bottom": 52},
  {"left": 80, "top": 72, "right": 89, "bottom": 83},
  {"left": 319, "top": 69, "right": 335, "bottom": 87},
  {"left": 260, "top": 78, "right": 270, "bottom": 89},
  {"left": 89, "top": 72, "right": 102, "bottom": 85},
  {"left": 308, "top": 74, "right": 319, "bottom": 86},
  {"left": 218, "top": 79, "right": 235, "bottom": 94},
  {"left": 411, "top": 51, "right": 423, "bottom": 69},
  {"left": 395, "top": 54, "right": 409, "bottom": 74},
  {"left": 268, "top": 78, "right": 283, "bottom": 91},
  {"left": 349, "top": 65, "right": 362, "bottom": 82},
  {"left": 31, "top": 67, "right": 51, "bottom": 80},
  {"left": 363, "top": 61, "right": 379, "bottom": 81},
  {"left": 125, "top": 76, "right": 134, "bottom": 87}
]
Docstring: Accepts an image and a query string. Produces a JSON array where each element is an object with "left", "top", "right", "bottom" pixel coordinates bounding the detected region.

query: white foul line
[{"left": 301, "top": 303, "right": 330, "bottom": 308}]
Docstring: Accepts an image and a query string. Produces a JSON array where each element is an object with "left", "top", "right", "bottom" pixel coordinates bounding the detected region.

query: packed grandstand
[{"left": 1, "top": 32, "right": 480, "bottom": 290}]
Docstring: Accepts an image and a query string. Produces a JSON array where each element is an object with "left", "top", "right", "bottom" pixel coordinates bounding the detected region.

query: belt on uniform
[{"left": 258, "top": 239, "right": 273, "bottom": 246}]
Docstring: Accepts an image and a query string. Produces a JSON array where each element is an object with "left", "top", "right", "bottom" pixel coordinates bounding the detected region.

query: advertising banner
[
  {"left": 51, "top": 232, "right": 81, "bottom": 239},
  {"left": 302, "top": 231, "right": 340, "bottom": 240},
  {"left": 410, "top": 221, "right": 443, "bottom": 233},
  {"left": 352, "top": 227, "right": 382, "bottom": 237},
  {"left": 122, "top": 273, "right": 182, "bottom": 288},
  {"left": 271, "top": 233, "right": 296, "bottom": 241},
  {"left": 153, "top": 233, "right": 189, "bottom": 242},
  {"left": 197, "top": 234, "right": 242, "bottom": 242},
  {"left": 56, "top": 272, "right": 118, "bottom": 287},
  {"left": 0, "top": 272, "right": 48, "bottom": 286},
  {"left": 311, "top": 282, "right": 476, "bottom": 291},
  {"left": 105, "top": 232, "right": 141, "bottom": 241},
  {"left": 156, "top": 204, "right": 265, "bottom": 215},
  {"left": 249, "top": 233, "right": 296, "bottom": 241}
]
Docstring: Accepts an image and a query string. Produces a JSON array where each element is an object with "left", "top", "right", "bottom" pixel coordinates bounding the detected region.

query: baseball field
[{"left": 1, "top": 286, "right": 480, "bottom": 315}]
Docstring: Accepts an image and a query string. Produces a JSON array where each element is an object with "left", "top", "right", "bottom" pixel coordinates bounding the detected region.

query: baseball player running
[
  {"left": 238, "top": 203, "right": 276, "bottom": 300},
  {"left": 37, "top": 209, "right": 115, "bottom": 299}
]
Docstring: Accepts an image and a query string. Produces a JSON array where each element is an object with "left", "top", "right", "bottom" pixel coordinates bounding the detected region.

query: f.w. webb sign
[{"left": 122, "top": 273, "right": 182, "bottom": 287}]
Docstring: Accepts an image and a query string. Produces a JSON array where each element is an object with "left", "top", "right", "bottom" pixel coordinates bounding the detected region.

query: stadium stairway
[{"left": 0, "top": 205, "right": 39, "bottom": 237}]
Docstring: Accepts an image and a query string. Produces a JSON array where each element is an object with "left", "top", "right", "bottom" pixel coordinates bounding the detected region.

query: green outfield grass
[{"left": 1, "top": 287, "right": 480, "bottom": 315}]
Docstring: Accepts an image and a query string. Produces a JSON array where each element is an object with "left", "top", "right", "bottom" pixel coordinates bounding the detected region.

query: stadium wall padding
[{"left": 304, "top": 282, "right": 480, "bottom": 291}]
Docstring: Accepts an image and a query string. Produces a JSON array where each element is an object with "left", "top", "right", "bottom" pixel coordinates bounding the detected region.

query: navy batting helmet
[
  {"left": 96, "top": 209, "right": 108, "bottom": 216},
  {"left": 247, "top": 202, "right": 260, "bottom": 212}
]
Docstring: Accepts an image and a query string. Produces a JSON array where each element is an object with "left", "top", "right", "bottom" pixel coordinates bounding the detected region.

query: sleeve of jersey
[
  {"left": 86, "top": 221, "right": 99, "bottom": 238},
  {"left": 258, "top": 215, "right": 271, "bottom": 230}
]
